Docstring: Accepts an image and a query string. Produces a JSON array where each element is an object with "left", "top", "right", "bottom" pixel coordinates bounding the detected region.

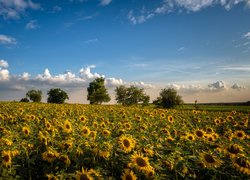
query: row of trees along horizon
[{"left": 20, "top": 77, "right": 183, "bottom": 108}]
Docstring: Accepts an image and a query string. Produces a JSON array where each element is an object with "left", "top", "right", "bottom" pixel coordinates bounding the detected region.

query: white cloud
[
  {"left": 208, "top": 80, "right": 226, "bottom": 90},
  {"left": 0, "top": 34, "right": 17, "bottom": 45},
  {"left": 244, "top": 32, "right": 250, "bottom": 39},
  {"left": 0, "top": 68, "right": 9, "bottom": 81},
  {"left": 20, "top": 72, "right": 30, "bottom": 80},
  {"left": 0, "top": 0, "right": 40, "bottom": 19},
  {"left": 26, "top": 20, "right": 38, "bottom": 30},
  {"left": 84, "top": 38, "right": 99, "bottom": 44},
  {"left": 100, "top": 0, "right": 112, "bottom": 6},
  {"left": 128, "top": 10, "right": 155, "bottom": 25},
  {"left": 0, "top": 59, "right": 9, "bottom": 68},
  {"left": 79, "top": 65, "right": 103, "bottom": 80},
  {"left": 52, "top": 5, "right": 62, "bottom": 12},
  {"left": 231, "top": 83, "right": 245, "bottom": 90},
  {"left": 222, "top": 66, "right": 250, "bottom": 72}
]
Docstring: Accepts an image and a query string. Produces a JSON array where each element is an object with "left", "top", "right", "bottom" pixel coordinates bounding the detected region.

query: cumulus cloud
[
  {"left": 79, "top": 65, "right": 103, "bottom": 80},
  {"left": 0, "top": 0, "right": 40, "bottom": 19},
  {"left": 100, "top": 0, "right": 112, "bottom": 6},
  {"left": 0, "top": 34, "right": 17, "bottom": 45},
  {"left": 208, "top": 81, "right": 226, "bottom": 90},
  {"left": 25, "top": 20, "right": 39, "bottom": 30},
  {"left": 0, "top": 68, "right": 9, "bottom": 81},
  {"left": 231, "top": 83, "right": 245, "bottom": 90},
  {"left": 0, "top": 59, "right": 9, "bottom": 68}
]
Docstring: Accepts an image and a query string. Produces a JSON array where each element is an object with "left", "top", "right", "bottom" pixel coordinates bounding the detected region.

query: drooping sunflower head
[
  {"left": 119, "top": 135, "right": 136, "bottom": 153},
  {"left": 199, "top": 152, "right": 223, "bottom": 168},
  {"left": 227, "top": 144, "right": 243, "bottom": 157},
  {"left": 121, "top": 169, "right": 137, "bottom": 180},
  {"left": 63, "top": 119, "right": 72, "bottom": 133},
  {"left": 233, "top": 157, "right": 250, "bottom": 175}
]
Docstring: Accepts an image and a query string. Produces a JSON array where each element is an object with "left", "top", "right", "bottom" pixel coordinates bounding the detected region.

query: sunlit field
[{"left": 1, "top": 102, "right": 249, "bottom": 179}]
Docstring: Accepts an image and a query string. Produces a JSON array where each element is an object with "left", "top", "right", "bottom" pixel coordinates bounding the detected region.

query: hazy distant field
[{"left": 0, "top": 102, "right": 249, "bottom": 179}]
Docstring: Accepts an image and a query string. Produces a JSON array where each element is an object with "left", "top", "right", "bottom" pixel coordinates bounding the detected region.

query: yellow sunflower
[
  {"left": 226, "top": 144, "right": 244, "bottom": 158},
  {"left": 119, "top": 135, "right": 136, "bottom": 153},
  {"left": 130, "top": 152, "right": 152, "bottom": 172},
  {"left": 82, "top": 126, "right": 91, "bottom": 137},
  {"left": 22, "top": 126, "right": 31, "bottom": 136},
  {"left": 79, "top": 115, "right": 87, "bottom": 123},
  {"left": 46, "top": 174, "right": 59, "bottom": 180},
  {"left": 199, "top": 152, "right": 222, "bottom": 168},
  {"left": 185, "top": 133, "right": 196, "bottom": 141},
  {"left": 42, "top": 150, "right": 59, "bottom": 163},
  {"left": 102, "top": 129, "right": 111, "bottom": 137},
  {"left": 167, "top": 115, "right": 174, "bottom": 123},
  {"left": 121, "top": 169, "right": 137, "bottom": 180},
  {"left": 76, "top": 168, "right": 94, "bottom": 180},
  {"left": 233, "top": 157, "right": 250, "bottom": 175},
  {"left": 214, "top": 118, "right": 221, "bottom": 125},
  {"left": 59, "top": 154, "right": 71, "bottom": 166},
  {"left": 234, "top": 130, "right": 246, "bottom": 140},
  {"left": 1, "top": 150, "right": 12, "bottom": 167},
  {"left": 63, "top": 119, "right": 72, "bottom": 133},
  {"left": 45, "top": 120, "right": 52, "bottom": 131},
  {"left": 194, "top": 129, "right": 206, "bottom": 139}
]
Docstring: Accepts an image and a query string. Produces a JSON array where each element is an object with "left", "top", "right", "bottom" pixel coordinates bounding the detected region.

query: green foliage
[
  {"left": 115, "top": 85, "right": 150, "bottom": 106},
  {"left": 87, "top": 77, "right": 111, "bottom": 104},
  {"left": 26, "top": 89, "right": 42, "bottom": 102},
  {"left": 153, "top": 88, "right": 183, "bottom": 108},
  {"left": 47, "top": 88, "right": 69, "bottom": 104},
  {"left": 20, "top": 97, "right": 29, "bottom": 102}
]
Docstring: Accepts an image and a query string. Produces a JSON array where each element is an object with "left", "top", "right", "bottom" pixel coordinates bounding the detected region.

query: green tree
[
  {"left": 20, "top": 97, "right": 29, "bottom": 102},
  {"left": 115, "top": 85, "right": 150, "bottom": 106},
  {"left": 26, "top": 89, "right": 42, "bottom": 102},
  {"left": 153, "top": 88, "right": 183, "bottom": 108},
  {"left": 87, "top": 77, "right": 111, "bottom": 104},
  {"left": 47, "top": 88, "right": 69, "bottom": 104}
]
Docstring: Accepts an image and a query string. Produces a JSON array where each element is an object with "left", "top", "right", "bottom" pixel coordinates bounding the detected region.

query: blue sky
[{"left": 0, "top": 0, "right": 250, "bottom": 103}]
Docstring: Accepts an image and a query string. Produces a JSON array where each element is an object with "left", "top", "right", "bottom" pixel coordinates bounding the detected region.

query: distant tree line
[{"left": 20, "top": 77, "right": 183, "bottom": 108}]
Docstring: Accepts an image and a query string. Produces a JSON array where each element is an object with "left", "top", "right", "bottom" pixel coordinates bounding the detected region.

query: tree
[
  {"left": 26, "top": 89, "right": 42, "bottom": 102},
  {"left": 115, "top": 85, "right": 150, "bottom": 106},
  {"left": 153, "top": 88, "right": 183, "bottom": 108},
  {"left": 47, "top": 88, "right": 69, "bottom": 104},
  {"left": 20, "top": 97, "right": 29, "bottom": 102},
  {"left": 87, "top": 77, "right": 111, "bottom": 104}
]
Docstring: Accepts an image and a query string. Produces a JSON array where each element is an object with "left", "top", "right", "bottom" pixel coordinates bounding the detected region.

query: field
[{"left": 0, "top": 102, "right": 249, "bottom": 179}]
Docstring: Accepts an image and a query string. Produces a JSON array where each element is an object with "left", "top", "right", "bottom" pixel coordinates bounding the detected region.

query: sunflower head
[
  {"left": 234, "top": 130, "right": 246, "bottom": 140},
  {"left": 22, "top": 126, "right": 31, "bottom": 136},
  {"left": 233, "top": 157, "right": 250, "bottom": 175},
  {"left": 82, "top": 126, "right": 91, "bottom": 137},
  {"left": 200, "top": 152, "right": 222, "bottom": 168},
  {"left": 131, "top": 152, "right": 152, "bottom": 172},
  {"left": 63, "top": 120, "right": 72, "bottom": 133},
  {"left": 121, "top": 169, "right": 137, "bottom": 180},
  {"left": 195, "top": 129, "right": 205, "bottom": 138},
  {"left": 119, "top": 135, "right": 136, "bottom": 153},
  {"left": 1, "top": 150, "right": 12, "bottom": 167},
  {"left": 76, "top": 168, "right": 94, "bottom": 180}
]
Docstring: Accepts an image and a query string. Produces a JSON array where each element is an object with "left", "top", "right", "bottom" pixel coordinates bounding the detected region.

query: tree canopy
[
  {"left": 115, "top": 85, "right": 150, "bottom": 106},
  {"left": 47, "top": 88, "right": 69, "bottom": 104},
  {"left": 153, "top": 88, "right": 183, "bottom": 108},
  {"left": 87, "top": 77, "right": 111, "bottom": 104},
  {"left": 26, "top": 89, "right": 42, "bottom": 102}
]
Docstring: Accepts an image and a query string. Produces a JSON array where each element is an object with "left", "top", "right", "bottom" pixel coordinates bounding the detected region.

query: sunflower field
[{"left": 0, "top": 102, "right": 249, "bottom": 179}]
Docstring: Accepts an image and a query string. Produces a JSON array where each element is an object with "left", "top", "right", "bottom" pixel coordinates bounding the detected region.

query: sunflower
[
  {"left": 99, "top": 150, "right": 110, "bottom": 159},
  {"left": 194, "top": 129, "right": 206, "bottom": 139},
  {"left": 135, "top": 115, "right": 142, "bottom": 121},
  {"left": 59, "top": 154, "right": 71, "bottom": 166},
  {"left": 234, "top": 130, "right": 246, "bottom": 140},
  {"left": 102, "top": 129, "right": 111, "bottom": 137},
  {"left": 167, "top": 115, "right": 174, "bottom": 123},
  {"left": 1, "top": 150, "right": 12, "bottom": 167},
  {"left": 227, "top": 115, "right": 234, "bottom": 121},
  {"left": 22, "top": 126, "right": 31, "bottom": 136},
  {"left": 121, "top": 169, "right": 137, "bottom": 180},
  {"left": 82, "top": 126, "right": 91, "bottom": 137},
  {"left": 79, "top": 115, "right": 87, "bottom": 123},
  {"left": 38, "top": 131, "right": 48, "bottom": 146},
  {"left": 233, "top": 157, "right": 250, "bottom": 175},
  {"left": 185, "top": 133, "right": 196, "bottom": 141},
  {"left": 160, "top": 113, "right": 166, "bottom": 118},
  {"left": 226, "top": 144, "right": 244, "bottom": 158},
  {"left": 214, "top": 118, "right": 221, "bottom": 125},
  {"left": 206, "top": 127, "right": 214, "bottom": 134},
  {"left": 63, "top": 119, "right": 72, "bottom": 133},
  {"left": 119, "top": 135, "right": 136, "bottom": 153},
  {"left": 124, "top": 122, "right": 132, "bottom": 130},
  {"left": 131, "top": 152, "right": 152, "bottom": 172},
  {"left": 0, "top": 138, "right": 13, "bottom": 146},
  {"left": 199, "top": 152, "right": 222, "bottom": 168},
  {"left": 45, "top": 120, "right": 52, "bottom": 131},
  {"left": 205, "top": 134, "right": 215, "bottom": 142},
  {"left": 76, "top": 168, "right": 94, "bottom": 180},
  {"left": 192, "top": 110, "right": 198, "bottom": 114},
  {"left": 42, "top": 150, "right": 59, "bottom": 163}
]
